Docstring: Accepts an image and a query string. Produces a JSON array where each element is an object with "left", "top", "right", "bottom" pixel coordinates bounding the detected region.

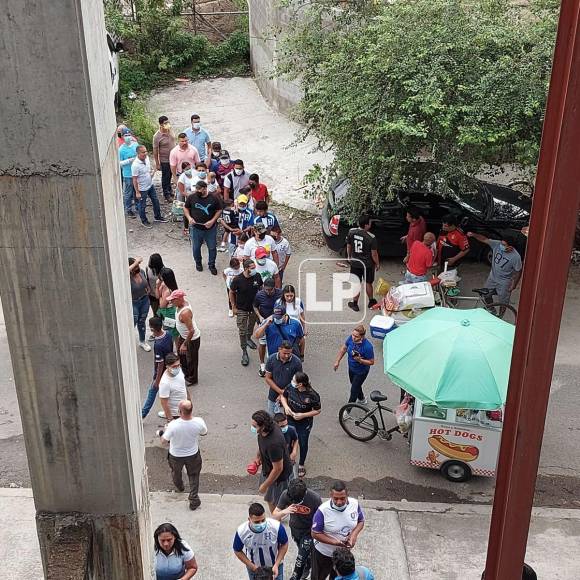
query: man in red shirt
[
  {"left": 405, "top": 233, "right": 436, "bottom": 283},
  {"left": 436, "top": 214, "right": 470, "bottom": 271},
  {"left": 248, "top": 173, "right": 270, "bottom": 206},
  {"left": 401, "top": 207, "right": 426, "bottom": 263}
]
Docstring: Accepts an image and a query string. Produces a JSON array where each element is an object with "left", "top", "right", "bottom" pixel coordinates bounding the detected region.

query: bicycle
[
  {"left": 437, "top": 283, "right": 518, "bottom": 324},
  {"left": 338, "top": 390, "right": 401, "bottom": 442}
]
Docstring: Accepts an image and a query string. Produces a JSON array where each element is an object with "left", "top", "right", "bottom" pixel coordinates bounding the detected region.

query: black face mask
[
  {"left": 117, "top": 132, "right": 122, "bottom": 138},
  {"left": 258, "top": 233, "right": 266, "bottom": 240}
]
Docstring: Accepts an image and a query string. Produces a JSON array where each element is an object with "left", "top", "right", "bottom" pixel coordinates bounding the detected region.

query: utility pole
[
  {"left": 484, "top": 0, "right": 580, "bottom": 577},
  {"left": 0, "top": 1, "right": 153, "bottom": 577}
]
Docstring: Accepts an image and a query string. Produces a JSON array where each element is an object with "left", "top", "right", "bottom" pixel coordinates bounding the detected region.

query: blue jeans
[
  {"left": 138, "top": 185, "right": 162, "bottom": 223},
  {"left": 267, "top": 398, "right": 282, "bottom": 416},
  {"left": 348, "top": 368, "right": 369, "bottom": 403},
  {"left": 288, "top": 417, "right": 313, "bottom": 466},
  {"left": 122, "top": 177, "right": 136, "bottom": 214},
  {"left": 132, "top": 295, "right": 149, "bottom": 342},
  {"left": 190, "top": 224, "right": 217, "bottom": 267},
  {"left": 247, "top": 563, "right": 283, "bottom": 580},
  {"left": 404, "top": 270, "right": 428, "bottom": 283},
  {"left": 142, "top": 382, "right": 157, "bottom": 418}
]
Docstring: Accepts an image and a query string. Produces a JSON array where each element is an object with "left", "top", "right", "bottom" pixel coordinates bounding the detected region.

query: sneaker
[
  {"left": 157, "top": 410, "right": 168, "bottom": 419},
  {"left": 147, "top": 334, "right": 155, "bottom": 342},
  {"left": 246, "top": 338, "right": 257, "bottom": 350},
  {"left": 228, "top": 309, "right": 234, "bottom": 318},
  {"left": 140, "top": 220, "right": 153, "bottom": 229},
  {"left": 368, "top": 298, "right": 378, "bottom": 308},
  {"left": 218, "top": 243, "right": 227, "bottom": 253},
  {"left": 139, "top": 341, "right": 152, "bottom": 352},
  {"left": 175, "top": 484, "right": 185, "bottom": 492},
  {"left": 195, "top": 263, "right": 203, "bottom": 272},
  {"left": 126, "top": 211, "right": 137, "bottom": 219},
  {"left": 358, "top": 397, "right": 368, "bottom": 405},
  {"left": 347, "top": 301, "right": 360, "bottom": 312},
  {"left": 258, "top": 366, "right": 266, "bottom": 378},
  {"left": 154, "top": 216, "right": 169, "bottom": 223},
  {"left": 241, "top": 349, "right": 250, "bottom": 366},
  {"left": 189, "top": 501, "right": 201, "bottom": 511},
  {"left": 209, "top": 266, "right": 218, "bottom": 276}
]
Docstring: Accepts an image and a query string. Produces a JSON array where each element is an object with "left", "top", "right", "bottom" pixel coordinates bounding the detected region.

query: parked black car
[{"left": 321, "top": 176, "right": 530, "bottom": 262}]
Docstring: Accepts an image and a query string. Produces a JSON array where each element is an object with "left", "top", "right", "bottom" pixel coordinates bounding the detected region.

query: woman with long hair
[
  {"left": 277, "top": 284, "right": 306, "bottom": 331},
  {"left": 154, "top": 522, "right": 198, "bottom": 579},
  {"left": 280, "top": 371, "right": 321, "bottom": 478},
  {"left": 129, "top": 256, "right": 151, "bottom": 351},
  {"left": 156, "top": 267, "right": 180, "bottom": 344},
  {"left": 146, "top": 253, "right": 165, "bottom": 316}
]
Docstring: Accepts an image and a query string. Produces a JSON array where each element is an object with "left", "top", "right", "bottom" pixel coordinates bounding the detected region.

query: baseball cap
[
  {"left": 263, "top": 278, "right": 275, "bottom": 288},
  {"left": 254, "top": 222, "right": 267, "bottom": 233},
  {"left": 219, "top": 150, "right": 230, "bottom": 160},
  {"left": 273, "top": 305, "right": 286, "bottom": 320},
  {"left": 168, "top": 289, "right": 186, "bottom": 301},
  {"left": 237, "top": 194, "right": 249, "bottom": 204},
  {"left": 121, "top": 128, "right": 132, "bottom": 136},
  {"left": 255, "top": 247, "right": 268, "bottom": 259}
]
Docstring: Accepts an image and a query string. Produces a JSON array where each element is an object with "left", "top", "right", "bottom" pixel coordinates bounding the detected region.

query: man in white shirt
[
  {"left": 131, "top": 145, "right": 167, "bottom": 228},
  {"left": 311, "top": 480, "right": 365, "bottom": 579},
  {"left": 244, "top": 223, "right": 279, "bottom": 265},
  {"left": 253, "top": 246, "right": 281, "bottom": 288},
  {"left": 270, "top": 226, "right": 292, "bottom": 284},
  {"left": 158, "top": 353, "right": 190, "bottom": 421},
  {"left": 161, "top": 399, "right": 207, "bottom": 510}
]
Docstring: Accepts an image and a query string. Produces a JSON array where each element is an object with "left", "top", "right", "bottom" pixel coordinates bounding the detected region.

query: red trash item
[{"left": 246, "top": 461, "right": 258, "bottom": 475}]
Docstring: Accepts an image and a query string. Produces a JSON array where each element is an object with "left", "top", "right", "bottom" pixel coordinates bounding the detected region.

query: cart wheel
[{"left": 441, "top": 460, "right": 472, "bottom": 483}]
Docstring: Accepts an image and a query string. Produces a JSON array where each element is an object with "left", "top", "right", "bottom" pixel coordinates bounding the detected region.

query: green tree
[{"left": 276, "top": 0, "right": 558, "bottom": 218}]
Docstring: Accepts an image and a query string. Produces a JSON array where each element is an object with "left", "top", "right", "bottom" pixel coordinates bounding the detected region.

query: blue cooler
[{"left": 369, "top": 315, "right": 397, "bottom": 339}]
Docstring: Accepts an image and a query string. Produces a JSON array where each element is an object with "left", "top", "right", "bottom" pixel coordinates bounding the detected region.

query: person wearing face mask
[
  {"left": 248, "top": 173, "right": 271, "bottom": 206},
  {"left": 194, "top": 161, "right": 208, "bottom": 182},
  {"left": 168, "top": 289, "right": 201, "bottom": 388},
  {"left": 254, "top": 304, "right": 305, "bottom": 365},
  {"left": 223, "top": 159, "right": 250, "bottom": 203},
  {"left": 280, "top": 371, "right": 321, "bottom": 479},
  {"left": 333, "top": 325, "right": 375, "bottom": 404},
  {"left": 153, "top": 115, "right": 176, "bottom": 202},
  {"left": 270, "top": 227, "right": 292, "bottom": 283},
  {"left": 176, "top": 162, "right": 194, "bottom": 201},
  {"left": 251, "top": 410, "right": 293, "bottom": 513},
  {"left": 233, "top": 502, "right": 289, "bottom": 579},
  {"left": 116, "top": 124, "right": 136, "bottom": 147},
  {"left": 229, "top": 259, "right": 264, "bottom": 366},
  {"left": 158, "top": 353, "right": 190, "bottom": 422},
  {"left": 131, "top": 145, "right": 167, "bottom": 228},
  {"left": 274, "top": 413, "right": 298, "bottom": 474},
  {"left": 216, "top": 150, "right": 235, "bottom": 188},
  {"left": 183, "top": 113, "right": 211, "bottom": 162},
  {"left": 311, "top": 481, "right": 365, "bottom": 580},
  {"left": 160, "top": 399, "right": 207, "bottom": 511},
  {"left": 244, "top": 223, "right": 279, "bottom": 265},
  {"left": 219, "top": 193, "right": 244, "bottom": 254},
  {"left": 273, "top": 478, "right": 322, "bottom": 580},
  {"left": 253, "top": 247, "right": 281, "bottom": 288},
  {"left": 119, "top": 128, "right": 139, "bottom": 217},
  {"left": 253, "top": 278, "right": 283, "bottom": 377},
  {"left": 208, "top": 141, "right": 223, "bottom": 173},
  {"left": 263, "top": 341, "right": 303, "bottom": 419},
  {"left": 467, "top": 231, "right": 523, "bottom": 304},
  {"left": 169, "top": 133, "right": 201, "bottom": 184}
]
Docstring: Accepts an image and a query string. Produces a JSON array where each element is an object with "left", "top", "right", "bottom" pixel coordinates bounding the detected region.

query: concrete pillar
[{"left": 0, "top": 2, "right": 152, "bottom": 579}]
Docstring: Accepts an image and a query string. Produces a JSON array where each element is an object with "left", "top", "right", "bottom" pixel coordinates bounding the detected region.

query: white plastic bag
[{"left": 394, "top": 395, "right": 413, "bottom": 433}]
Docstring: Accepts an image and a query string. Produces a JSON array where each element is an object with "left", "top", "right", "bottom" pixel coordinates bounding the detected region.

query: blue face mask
[
  {"left": 250, "top": 426, "right": 258, "bottom": 435},
  {"left": 123, "top": 135, "right": 132, "bottom": 144},
  {"left": 273, "top": 317, "right": 283, "bottom": 325},
  {"left": 290, "top": 380, "right": 297, "bottom": 388},
  {"left": 250, "top": 521, "right": 267, "bottom": 533},
  {"left": 198, "top": 171, "right": 207, "bottom": 179},
  {"left": 280, "top": 426, "right": 288, "bottom": 433},
  {"left": 330, "top": 500, "right": 348, "bottom": 512}
]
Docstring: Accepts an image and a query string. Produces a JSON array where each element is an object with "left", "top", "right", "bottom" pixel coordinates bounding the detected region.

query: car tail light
[{"left": 329, "top": 214, "right": 340, "bottom": 236}]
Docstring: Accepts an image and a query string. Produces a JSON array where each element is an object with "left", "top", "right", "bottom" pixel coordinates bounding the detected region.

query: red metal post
[{"left": 484, "top": 0, "right": 580, "bottom": 578}]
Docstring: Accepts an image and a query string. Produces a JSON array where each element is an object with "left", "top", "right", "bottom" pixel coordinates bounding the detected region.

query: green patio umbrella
[{"left": 384, "top": 307, "right": 515, "bottom": 410}]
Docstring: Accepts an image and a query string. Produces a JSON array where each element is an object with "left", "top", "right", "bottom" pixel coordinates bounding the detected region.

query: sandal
[{"left": 298, "top": 466, "right": 306, "bottom": 478}]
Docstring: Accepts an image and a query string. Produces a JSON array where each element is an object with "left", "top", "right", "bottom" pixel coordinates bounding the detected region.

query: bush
[{"left": 124, "top": 100, "right": 157, "bottom": 150}]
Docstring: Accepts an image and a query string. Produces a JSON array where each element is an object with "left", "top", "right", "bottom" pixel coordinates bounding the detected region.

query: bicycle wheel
[
  {"left": 485, "top": 302, "right": 517, "bottom": 324},
  {"left": 338, "top": 404, "right": 379, "bottom": 441}
]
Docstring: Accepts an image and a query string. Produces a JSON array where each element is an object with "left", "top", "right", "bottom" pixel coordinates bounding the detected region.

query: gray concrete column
[{"left": 0, "top": 2, "right": 153, "bottom": 578}]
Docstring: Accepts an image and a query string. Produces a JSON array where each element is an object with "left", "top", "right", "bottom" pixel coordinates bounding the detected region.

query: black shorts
[{"left": 350, "top": 263, "right": 375, "bottom": 284}]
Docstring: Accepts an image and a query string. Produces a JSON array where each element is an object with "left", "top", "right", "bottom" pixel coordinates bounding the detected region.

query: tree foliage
[{"left": 276, "top": 0, "right": 558, "bottom": 217}]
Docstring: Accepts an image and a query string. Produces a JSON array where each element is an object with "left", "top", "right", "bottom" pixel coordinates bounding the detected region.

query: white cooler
[{"left": 369, "top": 315, "right": 397, "bottom": 339}]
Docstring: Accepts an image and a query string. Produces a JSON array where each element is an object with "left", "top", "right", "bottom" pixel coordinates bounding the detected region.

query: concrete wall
[{"left": 248, "top": 0, "right": 302, "bottom": 114}]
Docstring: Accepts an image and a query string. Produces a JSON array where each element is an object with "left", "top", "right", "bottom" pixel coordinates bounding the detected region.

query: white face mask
[
  {"left": 192, "top": 122, "right": 201, "bottom": 130},
  {"left": 220, "top": 159, "right": 230, "bottom": 166},
  {"left": 234, "top": 168, "right": 243, "bottom": 176}
]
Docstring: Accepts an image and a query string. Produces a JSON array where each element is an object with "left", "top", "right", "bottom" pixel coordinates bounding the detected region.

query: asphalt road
[{"left": 1, "top": 206, "right": 580, "bottom": 508}]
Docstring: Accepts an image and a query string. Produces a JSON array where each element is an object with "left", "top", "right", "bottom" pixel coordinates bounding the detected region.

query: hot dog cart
[{"left": 409, "top": 400, "right": 503, "bottom": 482}]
